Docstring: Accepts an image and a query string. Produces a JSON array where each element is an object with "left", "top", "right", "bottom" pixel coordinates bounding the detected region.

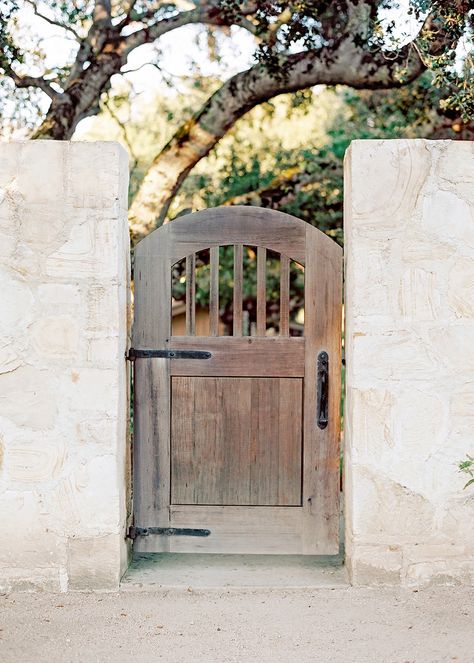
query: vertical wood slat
[
  {"left": 280, "top": 254, "right": 290, "bottom": 337},
  {"left": 233, "top": 244, "right": 243, "bottom": 336},
  {"left": 210, "top": 246, "right": 219, "bottom": 336},
  {"left": 256, "top": 247, "right": 266, "bottom": 336},
  {"left": 185, "top": 254, "right": 196, "bottom": 336},
  {"left": 302, "top": 228, "right": 342, "bottom": 554},
  {"left": 133, "top": 250, "right": 172, "bottom": 553}
]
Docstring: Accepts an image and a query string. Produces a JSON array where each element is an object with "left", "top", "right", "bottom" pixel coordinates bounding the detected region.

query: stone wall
[
  {"left": 0, "top": 141, "right": 130, "bottom": 591},
  {"left": 344, "top": 140, "right": 474, "bottom": 585}
]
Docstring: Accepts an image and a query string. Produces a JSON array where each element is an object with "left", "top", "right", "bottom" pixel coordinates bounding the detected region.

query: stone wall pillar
[
  {"left": 0, "top": 141, "right": 130, "bottom": 591},
  {"left": 344, "top": 140, "right": 474, "bottom": 585}
]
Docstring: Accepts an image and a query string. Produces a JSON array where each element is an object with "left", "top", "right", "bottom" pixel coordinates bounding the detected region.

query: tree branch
[
  {"left": 9, "top": 71, "right": 57, "bottom": 99},
  {"left": 222, "top": 169, "right": 338, "bottom": 210},
  {"left": 24, "top": 0, "right": 81, "bottom": 40},
  {"left": 128, "top": 38, "right": 424, "bottom": 236},
  {"left": 122, "top": 3, "right": 258, "bottom": 55}
]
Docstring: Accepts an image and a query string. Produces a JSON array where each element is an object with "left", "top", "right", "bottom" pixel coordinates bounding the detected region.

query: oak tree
[{"left": 1, "top": 1, "right": 472, "bottom": 237}]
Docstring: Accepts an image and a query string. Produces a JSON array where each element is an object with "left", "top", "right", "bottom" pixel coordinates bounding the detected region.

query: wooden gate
[{"left": 131, "top": 207, "right": 342, "bottom": 554}]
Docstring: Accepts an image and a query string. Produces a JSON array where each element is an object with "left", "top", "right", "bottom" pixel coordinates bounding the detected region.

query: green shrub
[{"left": 459, "top": 455, "right": 474, "bottom": 489}]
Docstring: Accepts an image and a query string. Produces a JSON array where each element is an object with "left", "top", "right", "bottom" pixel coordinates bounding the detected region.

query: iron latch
[
  {"left": 316, "top": 351, "right": 329, "bottom": 429},
  {"left": 127, "top": 526, "right": 211, "bottom": 540},
  {"left": 126, "top": 348, "right": 212, "bottom": 361}
]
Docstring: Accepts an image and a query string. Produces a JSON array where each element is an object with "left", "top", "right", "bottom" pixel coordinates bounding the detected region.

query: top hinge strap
[{"left": 126, "top": 348, "right": 212, "bottom": 361}]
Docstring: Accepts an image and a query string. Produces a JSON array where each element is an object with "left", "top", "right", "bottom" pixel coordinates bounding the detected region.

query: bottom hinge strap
[{"left": 128, "top": 526, "right": 211, "bottom": 540}]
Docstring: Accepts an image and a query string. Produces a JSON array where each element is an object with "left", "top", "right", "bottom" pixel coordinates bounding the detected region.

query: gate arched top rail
[{"left": 134, "top": 206, "right": 336, "bottom": 266}]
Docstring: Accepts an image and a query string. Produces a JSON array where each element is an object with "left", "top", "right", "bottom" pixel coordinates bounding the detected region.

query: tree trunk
[{"left": 32, "top": 50, "right": 125, "bottom": 140}]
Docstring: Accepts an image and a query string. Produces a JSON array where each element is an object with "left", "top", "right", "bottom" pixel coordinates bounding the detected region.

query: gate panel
[
  {"left": 132, "top": 206, "right": 342, "bottom": 555},
  {"left": 170, "top": 377, "right": 303, "bottom": 506}
]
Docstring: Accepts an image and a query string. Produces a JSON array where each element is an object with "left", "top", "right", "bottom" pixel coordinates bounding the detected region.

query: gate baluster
[
  {"left": 233, "top": 244, "right": 243, "bottom": 336},
  {"left": 185, "top": 254, "right": 196, "bottom": 336},
  {"left": 256, "top": 247, "right": 266, "bottom": 337},
  {"left": 210, "top": 246, "right": 219, "bottom": 336},
  {"left": 280, "top": 254, "right": 290, "bottom": 337}
]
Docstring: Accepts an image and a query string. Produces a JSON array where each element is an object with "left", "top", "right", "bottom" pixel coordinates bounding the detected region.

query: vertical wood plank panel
[
  {"left": 256, "top": 247, "right": 267, "bottom": 336},
  {"left": 233, "top": 244, "right": 243, "bottom": 336},
  {"left": 171, "top": 377, "right": 302, "bottom": 506},
  {"left": 132, "top": 251, "right": 172, "bottom": 553},
  {"left": 280, "top": 254, "right": 290, "bottom": 337},
  {"left": 210, "top": 246, "right": 219, "bottom": 337},
  {"left": 302, "top": 228, "right": 342, "bottom": 554},
  {"left": 249, "top": 379, "right": 279, "bottom": 504},
  {"left": 278, "top": 379, "right": 303, "bottom": 504},
  {"left": 185, "top": 254, "right": 196, "bottom": 336}
]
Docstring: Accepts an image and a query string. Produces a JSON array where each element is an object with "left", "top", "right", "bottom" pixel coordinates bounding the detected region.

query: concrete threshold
[{"left": 121, "top": 553, "right": 348, "bottom": 591}]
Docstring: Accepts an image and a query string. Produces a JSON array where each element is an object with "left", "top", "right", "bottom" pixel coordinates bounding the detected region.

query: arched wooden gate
[{"left": 131, "top": 206, "right": 342, "bottom": 554}]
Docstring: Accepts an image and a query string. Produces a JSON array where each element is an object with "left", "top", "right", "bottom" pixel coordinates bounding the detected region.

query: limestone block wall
[
  {"left": 0, "top": 141, "right": 130, "bottom": 591},
  {"left": 344, "top": 140, "right": 474, "bottom": 585}
]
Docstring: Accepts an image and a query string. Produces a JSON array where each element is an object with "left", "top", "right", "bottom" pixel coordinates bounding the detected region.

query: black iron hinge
[
  {"left": 126, "top": 348, "right": 211, "bottom": 361},
  {"left": 127, "top": 526, "right": 211, "bottom": 540}
]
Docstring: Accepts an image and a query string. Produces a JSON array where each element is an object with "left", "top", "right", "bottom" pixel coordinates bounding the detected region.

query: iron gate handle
[
  {"left": 127, "top": 348, "right": 211, "bottom": 361},
  {"left": 317, "top": 351, "right": 329, "bottom": 429}
]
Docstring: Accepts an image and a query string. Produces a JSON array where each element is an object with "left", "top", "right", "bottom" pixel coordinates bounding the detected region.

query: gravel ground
[{"left": 1, "top": 586, "right": 474, "bottom": 663}]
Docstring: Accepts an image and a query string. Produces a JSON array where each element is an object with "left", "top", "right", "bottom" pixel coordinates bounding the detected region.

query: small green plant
[{"left": 459, "top": 455, "right": 474, "bottom": 489}]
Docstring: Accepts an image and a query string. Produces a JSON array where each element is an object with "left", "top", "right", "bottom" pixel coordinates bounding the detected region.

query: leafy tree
[
  {"left": 82, "top": 74, "right": 466, "bottom": 323},
  {"left": 1, "top": 1, "right": 473, "bottom": 238}
]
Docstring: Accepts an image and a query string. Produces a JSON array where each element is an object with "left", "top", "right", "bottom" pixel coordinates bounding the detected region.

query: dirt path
[{"left": 1, "top": 586, "right": 473, "bottom": 663}]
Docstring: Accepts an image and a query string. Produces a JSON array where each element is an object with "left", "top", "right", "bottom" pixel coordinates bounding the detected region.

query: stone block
[
  {"left": 0, "top": 268, "right": 35, "bottom": 336},
  {"left": 0, "top": 365, "right": 58, "bottom": 430},
  {"left": 0, "top": 141, "right": 20, "bottom": 185},
  {"left": 398, "top": 267, "right": 442, "bottom": 321},
  {"left": 84, "top": 282, "right": 120, "bottom": 333},
  {"left": 0, "top": 340, "right": 22, "bottom": 375},
  {"left": 6, "top": 435, "right": 67, "bottom": 484},
  {"left": 349, "top": 466, "right": 435, "bottom": 544},
  {"left": 67, "top": 534, "right": 122, "bottom": 590},
  {"left": 427, "top": 325, "right": 474, "bottom": 375},
  {"left": 422, "top": 189, "right": 474, "bottom": 249},
  {"left": 0, "top": 141, "right": 130, "bottom": 592},
  {"left": 37, "top": 283, "right": 81, "bottom": 309},
  {"left": 17, "top": 141, "right": 66, "bottom": 205},
  {"left": 62, "top": 368, "right": 120, "bottom": 412},
  {"left": 66, "top": 142, "right": 128, "bottom": 211},
  {"left": 31, "top": 315, "right": 80, "bottom": 357},
  {"left": 404, "top": 544, "right": 474, "bottom": 586},
  {"left": 347, "top": 545, "right": 402, "bottom": 585},
  {"left": 345, "top": 140, "right": 474, "bottom": 586},
  {"left": 448, "top": 258, "right": 474, "bottom": 319},
  {"left": 351, "top": 330, "right": 438, "bottom": 385},
  {"left": 86, "top": 336, "right": 121, "bottom": 363}
]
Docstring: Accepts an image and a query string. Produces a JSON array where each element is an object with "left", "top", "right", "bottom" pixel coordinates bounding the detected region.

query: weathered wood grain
[
  {"left": 132, "top": 252, "right": 171, "bottom": 553},
  {"left": 169, "top": 505, "right": 304, "bottom": 554},
  {"left": 136, "top": 206, "right": 307, "bottom": 265},
  {"left": 168, "top": 337, "right": 305, "bottom": 377},
  {"left": 280, "top": 254, "right": 290, "bottom": 337},
  {"left": 132, "top": 206, "right": 342, "bottom": 556},
  {"left": 256, "top": 247, "right": 267, "bottom": 336},
  {"left": 171, "top": 377, "right": 302, "bottom": 506},
  {"left": 233, "top": 244, "right": 243, "bottom": 336},
  {"left": 302, "top": 227, "right": 342, "bottom": 554},
  {"left": 209, "top": 246, "right": 219, "bottom": 337},
  {"left": 185, "top": 253, "right": 196, "bottom": 336}
]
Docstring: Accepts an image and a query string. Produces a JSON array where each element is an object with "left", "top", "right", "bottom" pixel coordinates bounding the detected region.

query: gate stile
[{"left": 131, "top": 206, "right": 342, "bottom": 555}]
